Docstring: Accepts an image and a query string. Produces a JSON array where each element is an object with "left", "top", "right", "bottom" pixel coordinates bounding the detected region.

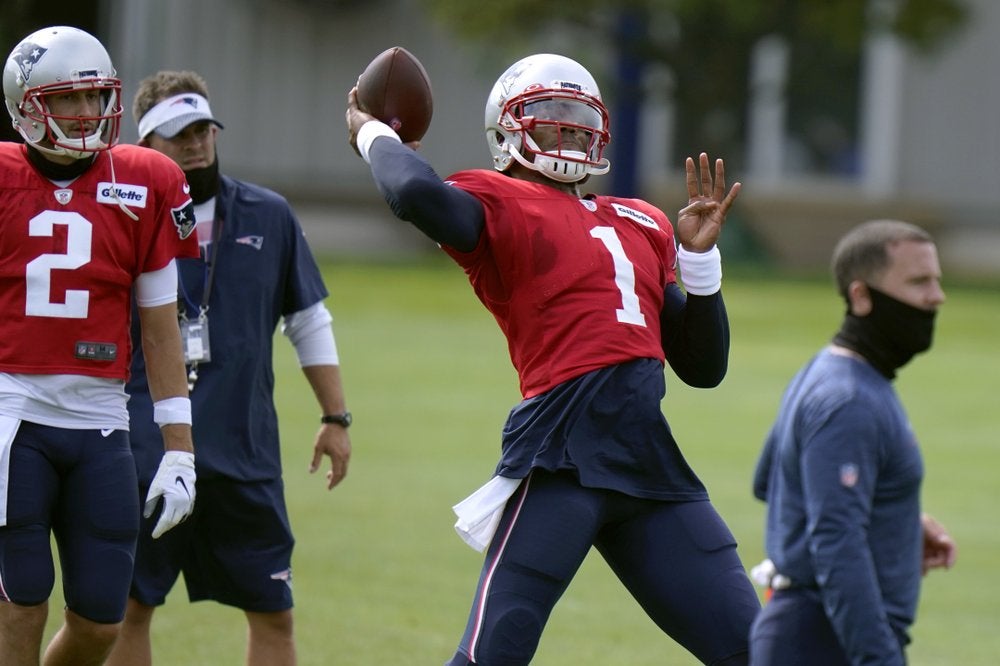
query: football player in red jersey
[
  {"left": 0, "top": 26, "right": 198, "bottom": 666},
  {"left": 347, "top": 53, "right": 760, "bottom": 665}
]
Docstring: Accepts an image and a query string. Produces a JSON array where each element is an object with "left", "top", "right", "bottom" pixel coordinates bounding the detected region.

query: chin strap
[
  {"left": 507, "top": 133, "right": 609, "bottom": 183},
  {"left": 106, "top": 150, "right": 139, "bottom": 221}
]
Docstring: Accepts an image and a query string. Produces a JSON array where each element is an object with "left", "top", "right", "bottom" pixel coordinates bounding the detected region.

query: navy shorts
[
  {"left": 0, "top": 420, "right": 138, "bottom": 623},
  {"left": 131, "top": 476, "right": 294, "bottom": 613},
  {"left": 447, "top": 469, "right": 760, "bottom": 665}
]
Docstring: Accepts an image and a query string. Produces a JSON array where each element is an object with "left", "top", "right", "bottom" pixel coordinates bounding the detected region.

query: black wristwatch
[{"left": 321, "top": 412, "right": 352, "bottom": 428}]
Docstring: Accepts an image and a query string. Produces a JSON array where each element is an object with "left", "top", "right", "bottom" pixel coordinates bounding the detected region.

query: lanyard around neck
[{"left": 180, "top": 214, "right": 224, "bottom": 317}]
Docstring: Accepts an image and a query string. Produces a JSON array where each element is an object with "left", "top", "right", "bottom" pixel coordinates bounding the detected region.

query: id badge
[{"left": 180, "top": 317, "right": 212, "bottom": 363}]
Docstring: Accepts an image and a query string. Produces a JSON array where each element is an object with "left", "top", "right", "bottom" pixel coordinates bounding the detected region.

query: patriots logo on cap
[
  {"left": 171, "top": 96, "right": 201, "bottom": 109},
  {"left": 172, "top": 201, "right": 196, "bottom": 240},
  {"left": 12, "top": 42, "right": 47, "bottom": 83}
]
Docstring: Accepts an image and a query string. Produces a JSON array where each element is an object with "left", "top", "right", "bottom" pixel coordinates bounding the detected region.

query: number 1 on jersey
[{"left": 590, "top": 226, "right": 646, "bottom": 327}]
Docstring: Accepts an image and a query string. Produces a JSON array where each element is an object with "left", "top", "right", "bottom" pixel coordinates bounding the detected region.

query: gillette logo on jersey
[
  {"left": 612, "top": 203, "right": 659, "bottom": 230},
  {"left": 97, "top": 182, "right": 148, "bottom": 207}
]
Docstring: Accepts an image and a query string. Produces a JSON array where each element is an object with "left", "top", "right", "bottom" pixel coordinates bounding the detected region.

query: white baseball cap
[{"left": 137, "top": 92, "right": 224, "bottom": 140}]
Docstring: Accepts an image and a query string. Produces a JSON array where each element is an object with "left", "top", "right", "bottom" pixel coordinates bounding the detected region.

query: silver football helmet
[
  {"left": 3, "top": 26, "right": 121, "bottom": 158},
  {"left": 485, "top": 53, "right": 610, "bottom": 183}
]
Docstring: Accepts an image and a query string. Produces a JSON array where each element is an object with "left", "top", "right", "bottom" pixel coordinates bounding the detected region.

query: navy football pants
[
  {"left": 0, "top": 421, "right": 138, "bottom": 623},
  {"left": 446, "top": 469, "right": 760, "bottom": 665}
]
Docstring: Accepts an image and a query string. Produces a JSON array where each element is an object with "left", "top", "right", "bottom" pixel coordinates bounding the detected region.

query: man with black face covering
[
  {"left": 106, "top": 70, "right": 351, "bottom": 666},
  {"left": 748, "top": 219, "right": 958, "bottom": 666}
]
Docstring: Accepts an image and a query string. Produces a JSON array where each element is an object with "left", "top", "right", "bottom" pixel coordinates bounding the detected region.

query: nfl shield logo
[{"left": 839, "top": 463, "right": 859, "bottom": 488}]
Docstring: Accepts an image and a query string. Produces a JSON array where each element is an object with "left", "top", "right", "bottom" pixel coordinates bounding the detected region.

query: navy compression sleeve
[
  {"left": 659, "top": 283, "right": 730, "bottom": 388},
  {"left": 367, "top": 137, "right": 484, "bottom": 252}
]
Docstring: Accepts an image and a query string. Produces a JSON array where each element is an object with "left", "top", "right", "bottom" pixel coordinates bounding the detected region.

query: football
[{"left": 356, "top": 46, "right": 433, "bottom": 143}]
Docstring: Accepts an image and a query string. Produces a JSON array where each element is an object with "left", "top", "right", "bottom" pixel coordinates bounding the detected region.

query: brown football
[{"left": 356, "top": 46, "right": 433, "bottom": 143}]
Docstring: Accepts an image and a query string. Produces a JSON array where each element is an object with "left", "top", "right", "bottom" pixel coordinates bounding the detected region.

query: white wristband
[
  {"left": 677, "top": 245, "right": 722, "bottom": 296},
  {"left": 153, "top": 396, "right": 192, "bottom": 426},
  {"left": 357, "top": 120, "right": 401, "bottom": 164}
]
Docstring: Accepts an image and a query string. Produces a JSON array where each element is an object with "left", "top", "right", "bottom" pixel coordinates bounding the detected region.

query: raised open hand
[{"left": 675, "top": 153, "right": 741, "bottom": 252}]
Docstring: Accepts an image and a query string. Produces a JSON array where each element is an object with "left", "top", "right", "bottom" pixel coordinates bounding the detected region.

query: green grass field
[{"left": 43, "top": 256, "right": 1000, "bottom": 664}]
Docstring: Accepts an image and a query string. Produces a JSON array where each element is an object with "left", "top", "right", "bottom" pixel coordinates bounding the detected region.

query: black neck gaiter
[
  {"left": 26, "top": 145, "right": 95, "bottom": 180},
  {"left": 832, "top": 286, "right": 937, "bottom": 380},
  {"left": 185, "top": 157, "right": 220, "bottom": 204}
]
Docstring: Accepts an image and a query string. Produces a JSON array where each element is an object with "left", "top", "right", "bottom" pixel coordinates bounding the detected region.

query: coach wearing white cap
[
  {"left": 137, "top": 91, "right": 224, "bottom": 141},
  {"left": 135, "top": 89, "right": 224, "bottom": 207},
  {"left": 106, "top": 70, "right": 352, "bottom": 666}
]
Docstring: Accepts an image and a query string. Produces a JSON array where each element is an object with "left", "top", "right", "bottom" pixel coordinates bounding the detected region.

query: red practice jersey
[
  {"left": 0, "top": 143, "right": 198, "bottom": 379},
  {"left": 443, "top": 169, "right": 677, "bottom": 398}
]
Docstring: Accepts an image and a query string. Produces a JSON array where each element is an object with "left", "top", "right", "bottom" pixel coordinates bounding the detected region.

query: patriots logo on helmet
[
  {"left": 499, "top": 64, "right": 530, "bottom": 98},
  {"left": 12, "top": 42, "right": 47, "bottom": 84},
  {"left": 172, "top": 201, "right": 196, "bottom": 239}
]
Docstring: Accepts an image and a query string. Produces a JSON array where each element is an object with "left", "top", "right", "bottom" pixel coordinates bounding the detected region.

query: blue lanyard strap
[{"left": 178, "top": 215, "right": 224, "bottom": 319}]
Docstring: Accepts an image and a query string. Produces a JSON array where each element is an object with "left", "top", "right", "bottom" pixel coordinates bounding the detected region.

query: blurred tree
[{"left": 423, "top": 0, "right": 968, "bottom": 195}]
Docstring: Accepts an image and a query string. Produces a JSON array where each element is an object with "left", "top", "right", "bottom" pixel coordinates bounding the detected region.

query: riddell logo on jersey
[{"left": 96, "top": 182, "right": 148, "bottom": 208}]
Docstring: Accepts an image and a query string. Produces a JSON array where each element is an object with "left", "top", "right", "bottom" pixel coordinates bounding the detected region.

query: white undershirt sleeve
[
  {"left": 135, "top": 260, "right": 179, "bottom": 307},
  {"left": 281, "top": 302, "right": 339, "bottom": 366}
]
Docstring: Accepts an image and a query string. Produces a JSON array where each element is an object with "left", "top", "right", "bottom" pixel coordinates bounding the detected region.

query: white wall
[
  {"left": 109, "top": 0, "right": 490, "bottom": 199},
  {"left": 105, "top": 0, "right": 1000, "bottom": 273}
]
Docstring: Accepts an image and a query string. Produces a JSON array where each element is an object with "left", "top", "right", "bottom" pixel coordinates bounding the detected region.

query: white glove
[
  {"left": 144, "top": 450, "right": 196, "bottom": 539},
  {"left": 749, "top": 557, "right": 792, "bottom": 591},
  {"left": 750, "top": 558, "right": 776, "bottom": 587}
]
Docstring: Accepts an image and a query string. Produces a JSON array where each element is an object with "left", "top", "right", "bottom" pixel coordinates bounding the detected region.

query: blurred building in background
[{"left": 3, "top": 0, "right": 997, "bottom": 277}]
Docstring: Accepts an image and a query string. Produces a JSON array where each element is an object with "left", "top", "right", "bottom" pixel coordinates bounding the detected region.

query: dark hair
[{"left": 831, "top": 219, "right": 934, "bottom": 299}]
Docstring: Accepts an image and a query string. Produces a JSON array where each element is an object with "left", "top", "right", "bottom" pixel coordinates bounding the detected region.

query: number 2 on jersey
[
  {"left": 590, "top": 226, "right": 647, "bottom": 327},
  {"left": 25, "top": 210, "right": 92, "bottom": 318}
]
